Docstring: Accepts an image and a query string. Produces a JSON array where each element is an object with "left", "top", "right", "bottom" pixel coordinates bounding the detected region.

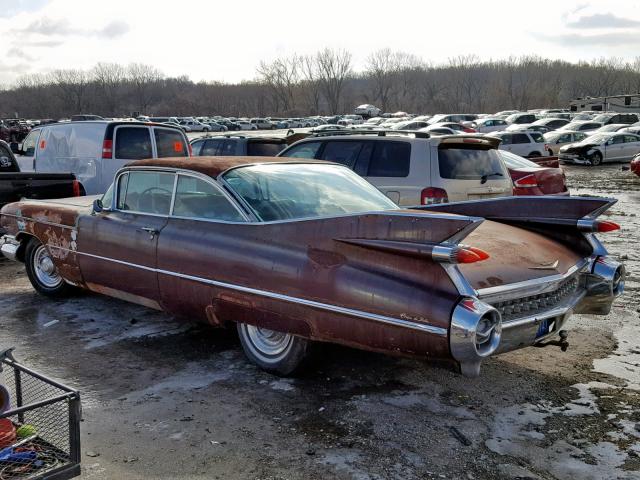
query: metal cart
[{"left": 0, "top": 349, "right": 80, "bottom": 479}]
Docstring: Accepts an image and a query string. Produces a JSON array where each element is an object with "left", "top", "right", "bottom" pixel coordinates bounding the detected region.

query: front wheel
[
  {"left": 24, "top": 239, "right": 75, "bottom": 297},
  {"left": 590, "top": 151, "right": 603, "bottom": 166},
  {"left": 527, "top": 151, "right": 541, "bottom": 158},
  {"left": 237, "top": 322, "right": 311, "bottom": 376}
]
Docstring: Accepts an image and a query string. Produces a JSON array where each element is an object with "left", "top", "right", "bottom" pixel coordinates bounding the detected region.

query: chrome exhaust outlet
[
  {"left": 450, "top": 298, "right": 502, "bottom": 378},
  {"left": 576, "top": 256, "right": 625, "bottom": 315}
]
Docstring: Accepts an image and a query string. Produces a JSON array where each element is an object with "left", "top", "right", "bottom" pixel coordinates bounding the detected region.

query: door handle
[{"left": 140, "top": 227, "right": 159, "bottom": 237}]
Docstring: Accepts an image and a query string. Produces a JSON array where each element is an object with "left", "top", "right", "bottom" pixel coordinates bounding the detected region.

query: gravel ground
[{"left": 0, "top": 163, "right": 638, "bottom": 480}]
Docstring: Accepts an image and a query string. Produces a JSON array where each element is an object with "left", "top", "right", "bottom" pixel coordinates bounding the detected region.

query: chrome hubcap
[
  {"left": 33, "top": 245, "right": 62, "bottom": 288},
  {"left": 244, "top": 325, "right": 293, "bottom": 360}
]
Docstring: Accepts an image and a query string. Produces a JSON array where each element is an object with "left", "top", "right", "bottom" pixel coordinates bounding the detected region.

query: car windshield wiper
[{"left": 480, "top": 172, "right": 503, "bottom": 184}]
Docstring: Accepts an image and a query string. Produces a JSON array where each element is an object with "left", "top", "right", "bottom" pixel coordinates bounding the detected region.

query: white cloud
[{"left": 0, "top": 0, "right": 639, "bottom": 86}]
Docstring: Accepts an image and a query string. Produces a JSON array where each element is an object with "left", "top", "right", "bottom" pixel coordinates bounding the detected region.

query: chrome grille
[{"left": 490, "top": 276, "right": 579, "bottom": 322}]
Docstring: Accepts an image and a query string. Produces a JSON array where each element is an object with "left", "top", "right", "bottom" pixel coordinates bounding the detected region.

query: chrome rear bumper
[
  {"left": 451, "top": 255, "right": 624, "bottom": 376},
  {"left": 0, "top": 235, "right": 18, "bottom": 261}
]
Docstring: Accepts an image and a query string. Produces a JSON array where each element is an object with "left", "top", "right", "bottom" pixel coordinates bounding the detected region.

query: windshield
[{"left": 223, "top": 163, "right": 398, "bottom": 221}]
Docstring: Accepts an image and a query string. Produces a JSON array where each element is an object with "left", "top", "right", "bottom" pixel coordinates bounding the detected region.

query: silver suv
[{"left": 278, "top": 131, "right": 513, "bottom": 205}]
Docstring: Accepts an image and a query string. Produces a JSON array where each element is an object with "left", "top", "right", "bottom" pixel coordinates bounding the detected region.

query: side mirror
[
  {"left": 9, "top": 143, "right": 22, "bottom": 155},
  {"left": 92, "top": 198, "right": 103, "bottom": 214}
]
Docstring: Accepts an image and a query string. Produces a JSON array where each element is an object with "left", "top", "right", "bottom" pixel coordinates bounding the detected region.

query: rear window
[
  {"left": 438, "top": 148, "right": 505, "bottom": 180},
  {"left": 247, "top": 141, "right": 286, "bottom": 156},
  {"left": 115, "top": 127, "right": 152, "bottom": 160},
  {"left": 154, "top": 128, "right": 187, "bottom": 157},
  {"left": 529, "top": 132, "right": 545, "bottom": 143}
]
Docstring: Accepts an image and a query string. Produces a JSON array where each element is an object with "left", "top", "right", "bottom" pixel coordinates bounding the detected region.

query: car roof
[{"left": 126, "top": 156, "right": 331, "bottom": 178}]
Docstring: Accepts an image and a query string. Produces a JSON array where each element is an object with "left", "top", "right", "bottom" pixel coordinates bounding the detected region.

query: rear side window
[
  {"left": 115, "top": 127, "right": 152, "bottom": 160},
  {"left": 529, "top": 132, "right": 545, "bottom": 143},
  {"left": 320, "top": 141, "right": 363, "bottom": 167},
  {"left": 247, "top": 141, "right": 286, "bottom": 156},
  {"left": 155, "top": 128, "right": 187, "bottom": 157},
  {"left": 512, "top": 134, "right": 530, "bottom": 144},
  {"left": 365, "top": 141, "right": 410, "bottom": 177},
  {"left": 438, "top": 148, "right": 505, "bottom": 180},
  {"left": 173, "top": 175, "right": 244, "bottom": 221}
]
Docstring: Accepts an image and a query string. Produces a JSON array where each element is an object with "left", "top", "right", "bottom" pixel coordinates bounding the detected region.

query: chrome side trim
[
  {"left": 48, "top": 245, "right": 448, "bottom": 337},
  {"left": 0, "top": 214, "right": 77, "bottom": 231}
]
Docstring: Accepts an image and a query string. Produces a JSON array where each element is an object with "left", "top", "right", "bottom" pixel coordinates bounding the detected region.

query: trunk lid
[{"left": 458, "top": 220, "right": 582, "bottom": 289}]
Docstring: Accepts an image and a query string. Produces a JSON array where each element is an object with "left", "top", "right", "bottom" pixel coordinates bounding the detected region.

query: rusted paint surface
[{"left": 0, "top": 159, "right": 606, "bottom": 365}]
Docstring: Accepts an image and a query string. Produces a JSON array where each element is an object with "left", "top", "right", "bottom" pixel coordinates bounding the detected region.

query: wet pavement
[{"left": 0, "top": 163, "right": 639, "bottom": 479}]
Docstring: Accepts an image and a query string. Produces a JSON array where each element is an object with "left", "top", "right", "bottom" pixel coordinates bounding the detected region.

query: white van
[{"left": 13, "top": 121, "right": 189, "bottom": 195}]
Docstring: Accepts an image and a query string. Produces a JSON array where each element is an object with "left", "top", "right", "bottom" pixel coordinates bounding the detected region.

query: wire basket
[{"left": 0, "top": 349, "right": 80, "bottom": 480}]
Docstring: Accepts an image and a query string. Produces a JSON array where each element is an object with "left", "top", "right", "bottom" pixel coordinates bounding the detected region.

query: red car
[
  {"left": 631, "top": 154, "right": 640, "bottom": 177},
  {"left": 499, "top": 151, "right": 569, "bottom": 196}
]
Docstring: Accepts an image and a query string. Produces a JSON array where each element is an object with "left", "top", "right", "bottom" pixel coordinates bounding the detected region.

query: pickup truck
[{"left": 0, "top": 140, "right": 81, "bottom": 212}]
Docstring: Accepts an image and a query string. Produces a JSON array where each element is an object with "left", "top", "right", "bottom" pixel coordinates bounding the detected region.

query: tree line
[{"left": 2, "top": 48, "right": 640, "bottom": 119}]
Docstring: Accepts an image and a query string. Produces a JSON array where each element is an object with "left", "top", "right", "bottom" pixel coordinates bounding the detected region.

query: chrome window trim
[
  {"left": 113, "top": 169, "right": 177, "bottom": 218},
  {"left": 477, "top": 259, "right": 590, "bottom": 303},
  {"left": 171, "top": 171, "right": 249, "bottom": 222},
  {"left": 47, "top": 245, "right": 447, "bottom": 337}
]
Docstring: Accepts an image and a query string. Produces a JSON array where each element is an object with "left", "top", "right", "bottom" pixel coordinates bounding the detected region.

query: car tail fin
[{"left": 334, "top": 211, "right": 485, "bottom": 262}]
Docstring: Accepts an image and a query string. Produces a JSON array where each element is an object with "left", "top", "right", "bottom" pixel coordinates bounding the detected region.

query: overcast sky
[{"left": 1, "top": 0, "right": 639, "bottom": 86}]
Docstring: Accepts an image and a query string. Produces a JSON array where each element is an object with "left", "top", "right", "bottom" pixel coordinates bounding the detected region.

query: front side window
[
  {"left": 155, "top": 128, "right": 188, "bottom": 157},
  {"left": 115, "top": 127, "right": 152, "bottom": 160},
  {"left": 21, "top": 131, "right": 39, "bottom": 156},
  {"left": 173, "top": 175, "right": 244, "bottom": 221},
  {"left": 202, "top": 140, "right": 223, "bottom": 156},
  {"left": 223, "top": 164, "right": 397, "bottom": 222},
  {"left": 117, "top": 171, "right": 174, "bottom": 215},
  {"left": 279, "top": 141, "right": 322, "bottom": 159}
]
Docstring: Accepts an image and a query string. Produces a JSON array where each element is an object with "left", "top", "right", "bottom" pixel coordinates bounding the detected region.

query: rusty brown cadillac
[{"left": 0, "top": 156, "right": 626, "bottom": 377}]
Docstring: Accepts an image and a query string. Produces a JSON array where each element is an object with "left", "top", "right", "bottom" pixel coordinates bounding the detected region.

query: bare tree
[
  {"left": 126, "top": 63, "right": 164, "bottom": 114},
  {"left": 256, "top": 56, "right": 300, "bottom": 113},
  {"left": 51, "top": 69, "right": 91, "bottom": 114},
  {"left": 92, "top": 63, "right": 126, "bottom": 115},
  {"left": 315, "top": 48, "right": 352, "bottom": 114},
  {"left": 300, "top": 55, "right": 323, "bottom": 114}
]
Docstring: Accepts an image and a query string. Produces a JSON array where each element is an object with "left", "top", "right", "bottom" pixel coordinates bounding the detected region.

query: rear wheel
[
  {"left": 528, "top": 151, "right": 541, "bottom": 158},
  {"left": 24, "top": 239, "right": 75, "bottom": 297},
  {"left": 591, "top": 151, "right": 603, "bottom": 166},
  {"left": 237, "top": 322, "right": 311, "bottom": 376}
]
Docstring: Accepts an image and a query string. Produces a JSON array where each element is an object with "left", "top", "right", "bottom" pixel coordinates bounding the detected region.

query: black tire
[
  {"left": 528, "top": 151, "right": 541, "bottom": 158},
  {"left": 24, "top": 238, "right": 75, "bottom": 297},
  {"left": 237, "top": 322, "right": 311, "bottom": 376},
  {"left": 590, "top": 151, "right": 603, "bottom": 166}
]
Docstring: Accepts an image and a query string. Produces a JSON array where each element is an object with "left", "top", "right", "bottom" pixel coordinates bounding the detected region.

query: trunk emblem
[{"left": 529, "top": 260, "right": 559, "bottom": 270}]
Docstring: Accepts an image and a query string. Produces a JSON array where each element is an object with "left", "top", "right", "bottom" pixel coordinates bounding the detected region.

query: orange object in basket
[{"left": 0, "top": 419, "right": 16, "bottom": 448}]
